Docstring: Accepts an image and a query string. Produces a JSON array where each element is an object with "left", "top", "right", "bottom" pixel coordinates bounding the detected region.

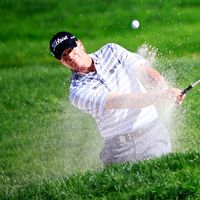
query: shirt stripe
[{"left": 70, "top": 43, "right": 157, "bottom": 138}]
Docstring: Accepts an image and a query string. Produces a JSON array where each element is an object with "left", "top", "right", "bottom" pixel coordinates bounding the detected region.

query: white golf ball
[{"left": 131, "top": 20, "right": 140, "bottom": 29}]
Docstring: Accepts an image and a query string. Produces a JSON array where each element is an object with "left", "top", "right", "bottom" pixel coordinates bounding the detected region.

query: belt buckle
[{"left": 127, "top": 134, "right": 132, "bottom": 141}]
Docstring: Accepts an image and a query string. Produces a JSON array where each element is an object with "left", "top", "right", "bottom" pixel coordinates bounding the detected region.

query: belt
[{"left": 111, "top": 119, "right": 158, "bottom": 144}]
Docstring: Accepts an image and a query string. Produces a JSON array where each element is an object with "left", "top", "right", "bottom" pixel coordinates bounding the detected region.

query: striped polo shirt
[{"left": 70, "top": 43, "right": 158, "bottom": 138}]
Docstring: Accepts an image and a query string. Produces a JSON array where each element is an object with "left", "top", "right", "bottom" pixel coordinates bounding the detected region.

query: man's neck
[
  {"left": 75, "top": 59, "right": 96, "bottom": 74},
  {"left": 86, "top": 60, "right": 96, "bottom": 72}
]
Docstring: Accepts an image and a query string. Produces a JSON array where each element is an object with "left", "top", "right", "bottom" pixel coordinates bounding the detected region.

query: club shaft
[{"left": 191, "top": 79, "right": 200, "bottom": 87}]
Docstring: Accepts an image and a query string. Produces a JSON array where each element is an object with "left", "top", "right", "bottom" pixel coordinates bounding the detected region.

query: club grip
[{"left": 181, "top": 85, "right": 193, "bottom": 95}]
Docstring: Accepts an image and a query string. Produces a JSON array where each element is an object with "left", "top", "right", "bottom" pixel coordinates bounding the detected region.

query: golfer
[{"left": 49, "top": 31, "right": 185, "bottom": 165}]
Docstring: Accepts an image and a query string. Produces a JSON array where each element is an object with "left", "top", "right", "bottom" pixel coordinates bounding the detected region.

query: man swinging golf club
[{"left": 49, "top": 31, "right": 185, "bottom": 165}]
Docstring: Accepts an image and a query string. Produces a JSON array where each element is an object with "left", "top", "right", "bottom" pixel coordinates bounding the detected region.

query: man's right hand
[{"left": 163, "top": 88, "right": 186, "bottom": 105}]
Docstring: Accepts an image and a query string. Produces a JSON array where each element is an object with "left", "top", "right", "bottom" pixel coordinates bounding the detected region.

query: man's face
[{"left": 60, "top": 40, "right": 89, "bottom": 71}]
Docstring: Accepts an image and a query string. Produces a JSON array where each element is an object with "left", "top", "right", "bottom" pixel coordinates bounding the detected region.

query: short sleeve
[
  {"left": 111, "top": 44, "right": 149, "bottom": 76},
  {"left": 111, "top": 43, "right": 149, "bottom": 68},
  {"left": 70, "top": 82, "right": 109, "bottom": 119}
]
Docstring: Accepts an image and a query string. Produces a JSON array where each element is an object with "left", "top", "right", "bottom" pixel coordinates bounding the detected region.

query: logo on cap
[{"left": 51, "top": 35, "right": 76, "bottom": 51}]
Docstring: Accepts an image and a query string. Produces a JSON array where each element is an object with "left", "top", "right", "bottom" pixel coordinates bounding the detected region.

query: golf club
[{"left": 181, "top": 79, "right": 200, "bottom": 95}]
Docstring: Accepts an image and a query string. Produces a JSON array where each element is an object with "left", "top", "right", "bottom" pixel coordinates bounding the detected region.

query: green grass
[
  {"left": 4, "top": 152, "right": 200, "bottom": 199},
  {"left": 0, "top": 65, "right": 103, "bottom": 195},
  {"left": 0, "top": 0, "right": 200, "bottom": 68},
  {"left": 0, "top": 0, "right": 200, "bottom": 199}
]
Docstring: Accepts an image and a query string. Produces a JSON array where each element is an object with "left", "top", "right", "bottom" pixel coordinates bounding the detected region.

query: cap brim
[{"left": 54, "top": 39, "right": 77, "bottom": 60}]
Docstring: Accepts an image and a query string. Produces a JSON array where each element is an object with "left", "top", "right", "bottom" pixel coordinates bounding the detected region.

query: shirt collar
[{"left": 89, "top": 53, "right": 100, "bottom": 65}]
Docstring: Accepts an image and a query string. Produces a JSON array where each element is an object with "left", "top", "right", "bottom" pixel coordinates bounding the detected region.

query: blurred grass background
[
  {"left": 0, "top": 0, "right": 200, "bottom": 199},
  {"left": 0, "top": 0, "right": 200, "bottom": 68}
]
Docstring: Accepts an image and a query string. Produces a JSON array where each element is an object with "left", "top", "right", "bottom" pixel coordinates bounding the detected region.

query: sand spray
[{"left": 137, "top": 44, "right": 186, "bottom": 152}]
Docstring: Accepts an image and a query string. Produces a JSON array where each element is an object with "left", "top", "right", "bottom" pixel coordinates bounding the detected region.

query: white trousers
[{"left": 100, "top": 120, "right": 172, "bottom": 165}]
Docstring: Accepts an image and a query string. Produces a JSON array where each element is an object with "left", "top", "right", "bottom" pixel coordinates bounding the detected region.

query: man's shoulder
[
  {"left": 102, "top": 42, "right": 120, "bottom": 47},
  {"left": 93, "top": 43, "right": 122, "bottom": 52},
  {"left": 90, "top": 43, "right": 125, "bottom": 58},
  {"left": 102, "top": 43, "right": 124, "bottom": 50}
]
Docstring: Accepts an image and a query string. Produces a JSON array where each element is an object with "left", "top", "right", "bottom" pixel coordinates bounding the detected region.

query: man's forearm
[{"left": 105, "top": 91, "right": 165, "bottom": 110}]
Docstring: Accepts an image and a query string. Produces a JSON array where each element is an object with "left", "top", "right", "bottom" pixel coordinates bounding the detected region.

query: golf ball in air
[{"left": 131, "top": 20, "right": 140, "bottom": 29}]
